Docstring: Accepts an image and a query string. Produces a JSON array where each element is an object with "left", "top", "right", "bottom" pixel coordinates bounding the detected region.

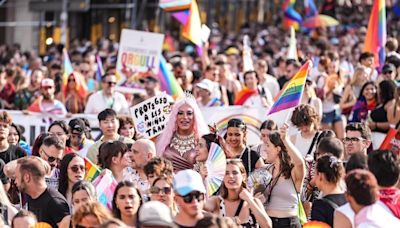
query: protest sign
[
  {"left": 116, "top": 29, "right": 165, "bottom": 92},
  {"left": 130, "top": 93, "right": 171, "bottom": 139}
]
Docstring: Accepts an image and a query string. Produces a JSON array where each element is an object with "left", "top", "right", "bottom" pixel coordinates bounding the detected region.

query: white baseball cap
[
  {"left": 173, "top": 169, "right": 206, "bottom": 196},
  {"left": 196, "top": 79, "right": 213, "bottom": 93},
  {"left": 139, "top": 201, "right": 175, "bottom": 227}
]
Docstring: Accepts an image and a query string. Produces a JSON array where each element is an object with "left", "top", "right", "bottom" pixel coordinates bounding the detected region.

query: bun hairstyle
[{"left": 316, "top": 155, "right": 344, "bottom": 184}]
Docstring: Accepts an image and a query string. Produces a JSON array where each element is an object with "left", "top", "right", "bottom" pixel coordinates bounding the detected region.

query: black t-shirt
[
  {"left": 278, "top": 76, "right": 289, "bottom": 89},
  {"left": 28, "top": 187, "right": 70, "bottom": 228},
  {"left": 311, "top": 193, "right": 347, "bottom": 227},
  {"left": 0, "top": 144, "right": 26, "bottom": 164},
  {"left": 239, "top": 148, "right": 260, "bottom": 175},
  {"left": 0, "top": 159, "right": 8, "bottom": 184}
]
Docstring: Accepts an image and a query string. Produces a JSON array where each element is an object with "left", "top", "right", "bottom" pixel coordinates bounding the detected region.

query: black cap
[
  {"left": 68, "top": 118, "right": 86, "bottom": 134},
  {"left": 382, "top": 63, "right": 395, "bottom": 73}
]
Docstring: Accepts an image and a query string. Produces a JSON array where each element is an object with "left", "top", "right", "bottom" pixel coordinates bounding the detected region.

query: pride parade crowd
[{"left": 1, "top": 1, "right": 400, "bottom": 228}]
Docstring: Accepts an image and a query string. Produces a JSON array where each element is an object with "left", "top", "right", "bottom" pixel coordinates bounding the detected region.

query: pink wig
[{"left": 156, "top": 97, "right": 209, "bottom": 156}]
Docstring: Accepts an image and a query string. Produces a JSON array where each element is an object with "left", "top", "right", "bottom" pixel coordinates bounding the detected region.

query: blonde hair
[{"left": 72, "top": 202, "right": 113, "bottom": 226}]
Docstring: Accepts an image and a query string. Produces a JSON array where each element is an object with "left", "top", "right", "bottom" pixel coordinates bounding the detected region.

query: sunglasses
[
  {"left": 383, "top": 71, "right": 393, "bottom": 74},
  {"left": 75, "top": 225, "right": 96, "bottom": 228},
  {"left": 180, "top": 191, "right": 204, "bottom": 203},
  {"left": 343, "top": 137, "right": 365, "bottom": 144},
  {"left": 68, "top": 78, "right": 75, "bottom": 82},
  {"left": 150, "top": 186, "right": 172, "bottom": 195},
  {"left": 70, "top": 165, "right": 85, "bottom": 173},
  {"left": 42, "top": 86, "right": 53, "bottom": 90},
  {"left": 104, "top": 81, "right": 117, "bottom": 86},
  {"left": 40, "top": 149, "right": 61, "bottom": 163}
]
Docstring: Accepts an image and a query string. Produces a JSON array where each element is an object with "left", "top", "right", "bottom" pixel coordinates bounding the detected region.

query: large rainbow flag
[
  {"left": 158, "top": 55, "right": 184, "bottom": 98},
  {"left": 268, "top": 60, "right": 312, "bottom": 115},
  {"left": 160, "top": 0, "right": 202, "bottom": 50},
  {"left": 283, "top": 0, "right": 303, "bottom": 29},
  {"left": 363, "top": 0, "right": 386, "bottom": 69}
]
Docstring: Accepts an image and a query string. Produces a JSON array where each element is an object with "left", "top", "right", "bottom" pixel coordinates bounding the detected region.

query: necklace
[{"left": 170, "top": 133, "right": 196, "bottom": 157}]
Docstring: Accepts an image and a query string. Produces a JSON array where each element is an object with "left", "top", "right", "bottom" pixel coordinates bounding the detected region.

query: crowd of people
[{"left": 0, "top": 3, "right": 400, "bottom": 228}]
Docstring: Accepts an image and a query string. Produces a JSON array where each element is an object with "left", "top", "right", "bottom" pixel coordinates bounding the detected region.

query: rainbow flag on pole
[
  {"left": 363, "top": 0, "right": 386, "bottom": 69},
  {"left": 158, "top": 55, "right": 184, "bottom": 98},
  {"left": 84, "top": 158, "right": 101, "bottom": 182},
  {"left": 268, "top": 60, "right": 312, "bottom": 115}
]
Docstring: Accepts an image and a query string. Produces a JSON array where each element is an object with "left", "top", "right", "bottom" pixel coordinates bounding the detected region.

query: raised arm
[{"left": 279, "top": 124, "right": 305, "bottom": 191}]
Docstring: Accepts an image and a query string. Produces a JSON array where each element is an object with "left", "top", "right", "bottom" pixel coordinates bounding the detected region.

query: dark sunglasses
[
  {"left": 180, "top": 191, "right": 204, "bottom": 203},
  {"left": 75, "top": 225, "right": 95, "bottom": 228},
  {"left": 68, "top": 78, "right": 75, "bottom": 82},
  {"left": 104, "top": 81, "right": 117, "bottom": 86},
  {"left": 70, "top": 165, "right": 85, "bottom": 173},
  {"left": 150, "top": 186, "right": 172, "bottom": 195},
  {"left": 41, "top": 149, "right": 60, "bottom": 163},
  {"left": 383, "top": 71, "right": 393, "bottom": 74}
]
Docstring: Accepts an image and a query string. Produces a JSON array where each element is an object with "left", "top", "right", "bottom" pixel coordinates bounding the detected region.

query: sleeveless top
[
  {"left": 264, "top": 174, "right": 298, "bottom": 215},
  {"left": 218, "top": 196, "right": 258, "bottom": 228},
  {"left": 371, "top": 101, "right": 389, "bottom": 133},
  {"left": 163, "top": 146, "right": 197, "bottom": 172}
]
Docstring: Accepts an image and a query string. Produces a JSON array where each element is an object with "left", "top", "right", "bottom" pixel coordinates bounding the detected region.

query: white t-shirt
[
  {"left": 355, "top": 203, "right": 400, "bottom": 228},
  {"left": 84, "top": 91, "right": 129, "bottom": 114},
  {"left": 261, "top": 74, "right": 280, "bottom": 98}
]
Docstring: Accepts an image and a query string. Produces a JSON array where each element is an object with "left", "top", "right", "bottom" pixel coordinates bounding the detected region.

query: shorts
[
  {"left": 270, "top": 216, "right": 301, "bottom": 228},
  {"left": 322, "top": 109, "right": 342, "bottom": 124}
]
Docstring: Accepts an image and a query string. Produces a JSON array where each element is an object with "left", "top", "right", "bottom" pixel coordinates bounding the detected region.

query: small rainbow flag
[
  {"left": 62, "top": 49, "right": 88, "bottom": 98},
  {"left": 62, "top": 48, "right": 74, "bottom": 84},
  {"left": 84, "top": 158, "right": 101, "bottom": 182},
  {"left": 363, "top": 0, "right": 386, "bottom": 69},
  {"left": 158, "top": 55, "right": 184, "bottom": 98},
  {"left": 234, "top": 88, "right": 257, "bottom": 105},
  {"left": 268, "top": 60, "right": 312, "bottom": 115}
]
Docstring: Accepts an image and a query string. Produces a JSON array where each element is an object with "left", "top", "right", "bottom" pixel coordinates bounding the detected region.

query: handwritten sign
[{"left": 130, "top": 93, "right": 171, "bottom": 138}]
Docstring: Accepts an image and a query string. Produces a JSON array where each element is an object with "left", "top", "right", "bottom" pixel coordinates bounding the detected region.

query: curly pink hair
[{"left": 156, "top": 97, "right": 209, "bottom": 156}]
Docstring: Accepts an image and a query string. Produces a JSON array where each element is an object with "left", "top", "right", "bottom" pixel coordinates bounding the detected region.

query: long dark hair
[
  {"left": 112, "top": 181, "right": 142, "bottom": 219},
  {"left": 378, "top": 80, "right": 396, "bottom": 104},
  {"left": 58, "top": 153, "right": 84, "bottom": 197},
  {"left": 201, "top": 133, "right": 219, "bottom": 151},
  {"left": 31, "top": 132, "right": 49, "bottom": 157},
  {"left": 268, "top": 131, "right": 293, "bottom": 179}
]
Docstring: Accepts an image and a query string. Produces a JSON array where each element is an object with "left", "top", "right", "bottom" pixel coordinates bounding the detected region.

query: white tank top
[{"left": 294, "top": 133, "right": 315, "bottom": 158}]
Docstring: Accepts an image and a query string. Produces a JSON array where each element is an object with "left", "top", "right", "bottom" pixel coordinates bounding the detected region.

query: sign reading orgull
[{"left": 130, "top": 93, "right": 171, "bottom": 138}]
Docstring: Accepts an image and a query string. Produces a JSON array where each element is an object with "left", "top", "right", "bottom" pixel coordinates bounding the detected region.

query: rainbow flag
[
  {"left": 158, "top": 55, "right": 184, "bottom": 98},
  {"left": 234, "top": 88, "right": 257, "bottom": 105},
  {"left": 84, "top": 158, "right": 101, "bottom": 182},
  {"left": 62, "top": 49, "right": 88, "bottom": 97},
  {"left": 159, "top": 0, "right": 191, "bottom": 12},
  {"left": 181, "top": 0, "right": 202, "bottom": 46},
  {"left": 363, "top": 0, "right": 386, "bottom": 69},
  {"left": 62, "top": 48, "right": 74, "bottom": 84},
  {"left": 268, "top": 60, "right": 312, "bottom": 115},
  {"left": 283, "top": 0, "right": 303, "bottom": 29}
]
